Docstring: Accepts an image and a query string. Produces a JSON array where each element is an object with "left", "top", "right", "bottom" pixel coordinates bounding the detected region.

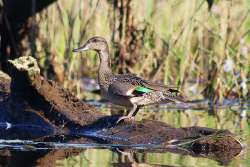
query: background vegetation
[{"left": 2, "top": 0, "right": 250, "bottom": 102}]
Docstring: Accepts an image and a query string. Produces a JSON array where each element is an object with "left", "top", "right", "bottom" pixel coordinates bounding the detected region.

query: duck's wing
[
  {"left": 141, "top": 80, "right": 179, "bottom": 92},
  {"left": 108, "top": 74, "right": 181, "bottom": 97},
  {"left": 108, "top": 80, "right": 138, "bottom": 96}
]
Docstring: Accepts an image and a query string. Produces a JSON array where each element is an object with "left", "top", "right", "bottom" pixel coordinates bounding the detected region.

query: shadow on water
[{"left": 0, "top": 100, "right": 248, "bottom": 167}]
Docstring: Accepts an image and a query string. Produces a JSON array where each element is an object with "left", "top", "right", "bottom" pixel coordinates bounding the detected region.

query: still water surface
[{"left": 0, "top": 103, "right": 249, "bottom": 167}]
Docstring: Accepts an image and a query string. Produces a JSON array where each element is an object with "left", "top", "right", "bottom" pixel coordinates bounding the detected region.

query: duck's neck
[{"left": 97, "top": 49, "right": 113, "bottom": 90}]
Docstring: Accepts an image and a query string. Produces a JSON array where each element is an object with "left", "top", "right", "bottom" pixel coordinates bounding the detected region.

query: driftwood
[{"left": 0, "top": 56, "right": 242, "bottom": 165}]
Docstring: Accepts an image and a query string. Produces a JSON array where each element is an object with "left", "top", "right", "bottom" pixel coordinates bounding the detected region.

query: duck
[{"left": 73, "top": 36, "right": 184, "bottom": 124}]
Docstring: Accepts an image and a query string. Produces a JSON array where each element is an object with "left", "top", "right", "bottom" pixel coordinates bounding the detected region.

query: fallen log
[
  {"left": 0, "top": 56, "right": 242, "bottom": 164},
  {"left": 8, "top": 56, "right": 103, "bottom": 129}
]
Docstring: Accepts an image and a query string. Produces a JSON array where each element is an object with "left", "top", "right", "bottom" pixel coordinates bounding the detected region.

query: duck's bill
[{"left": 72, "top": 45, "right": 89, "bottom": 52}]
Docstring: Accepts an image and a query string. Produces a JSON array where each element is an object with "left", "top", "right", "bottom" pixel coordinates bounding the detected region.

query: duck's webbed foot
[{"left": 115, "top": 104, "right": 139, "bottom": 125}]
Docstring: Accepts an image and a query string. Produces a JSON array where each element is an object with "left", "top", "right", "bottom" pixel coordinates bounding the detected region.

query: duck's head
[{"left": 73, "top": 36, "right": 108, "bottom": 53}]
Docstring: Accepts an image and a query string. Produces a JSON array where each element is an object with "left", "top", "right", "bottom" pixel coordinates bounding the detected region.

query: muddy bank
[{"left": 0, "top": 56, "right": 242, "bottom": 164}]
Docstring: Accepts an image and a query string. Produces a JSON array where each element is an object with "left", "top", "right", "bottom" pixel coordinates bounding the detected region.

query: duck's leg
[{"left": 116, "top": 104, "right": 140, "bottom": 124}]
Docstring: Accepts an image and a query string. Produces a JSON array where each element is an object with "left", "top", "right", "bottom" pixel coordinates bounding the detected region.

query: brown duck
[{"left": 73, "top": 36, "right": 184, "bottom": 124}]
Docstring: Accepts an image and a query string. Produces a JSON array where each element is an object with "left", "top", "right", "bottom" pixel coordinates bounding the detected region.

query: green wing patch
[{"left": 135, "top": 86, "right": 153, "bottom": 93}]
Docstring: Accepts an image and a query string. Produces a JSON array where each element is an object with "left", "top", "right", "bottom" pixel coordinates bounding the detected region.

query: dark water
[{"left": 0, "top": 103, "right": 249, "bottom": 167}]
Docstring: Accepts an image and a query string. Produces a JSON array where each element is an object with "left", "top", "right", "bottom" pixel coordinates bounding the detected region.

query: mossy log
[
  {"left": 8, "top": 56, "right": 103, "bottom": 128},
  {"left": 0, "top": 56, "right": 242, "bottom": 164}
]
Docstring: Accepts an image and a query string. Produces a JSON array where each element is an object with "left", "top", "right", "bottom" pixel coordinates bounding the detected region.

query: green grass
[{"left": 26, "top": 0, "right": 249, "bottom": 101}]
